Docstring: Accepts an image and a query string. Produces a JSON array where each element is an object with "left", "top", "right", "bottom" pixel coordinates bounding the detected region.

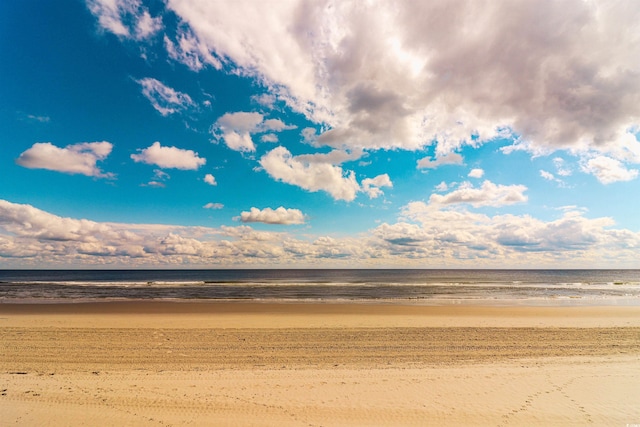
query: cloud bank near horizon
[{"left": 1, "top": 199, "right": 637, "bottom": 268}]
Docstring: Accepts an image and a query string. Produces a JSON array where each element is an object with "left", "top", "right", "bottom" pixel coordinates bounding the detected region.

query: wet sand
[{"left": 1, "top": 302, "right": 640, "bottom": 426}]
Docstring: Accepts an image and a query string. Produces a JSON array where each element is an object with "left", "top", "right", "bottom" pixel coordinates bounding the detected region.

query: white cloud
[
  {"left": 295, "top": 149, "right": 364, "bottom": 165},
  {"left": 216, "top": 111, "right": 264, "bottom": 133},
  {"left": 164, "top": 29, "right": 221, "bottom": 71},
  {"left": 220, "top": 225, "right": 283, "bottom": 242},
  {"left": 260, "top": 147, "right": 391, "bottom": 201},
  {"left": 165, "top": 0, "right": 321, "bottom": 116},
  {"left": 362, "top": 174, "right": 393, "bottom": 199},
  {"left": 282, "top": 235, "right": 347, "bottom": 260},
  {"left": 580, "top": 156, "right": 639, "bottom": 184},
  {"left": 301, "top": 127, "right": 318, "bottom": 144},
  {"left": 142, "top": 181, "right": 165, "bottom": 188},
  {"left": 1, "top": 198, "right": 639, "bottom": 268},
  {"left": 239, "top": 207, "right": 306, "bottom": 225},
  {"left": 204, "top": 174, "right": 217, "bottom": 186},
  {"left": 417, "top": 153, "right": 464, "bottom": 169},
  {"left": 0, "top": 199, "right": 129, "bottom": 245},
  {"left": 212, "top": 112, "right": 261, "bottom": 152},
  {"left": 131, "top": 142, "right": 206, "bottom": 170},
  {"left": 260, "top": 146, "right": 360, "bottom": 201},
  {"left": 0, "top": 199, "right": 294, "bottom": 265},
  {"left": 394, "top": 201, "right": 629, "bottom": 261},
  {"left": 16, "top": 141, "right": 113, "bottom": 178},
  {"left": 261, "top": 134, "right": 278, "bottom": 143},
  {"left": 252, "top": 93, "right": 277, "bottom": 109},
  {"left": 136, "top": 78, "right": 195, "bottom": 116},
  {"left": 211, "top": 111, "right": 295, "bottom": 152},
  {"left": 262, "top": 119, "right": 295, "bottom": 132},
  {"left": 435, "top": 181, "right": 449, "bottom": 192},
  {"left": 429, "top": 180, "right": 528, "bottom": 208},
  {"left": 540, "top": 170, "right": 556, "bottom": 181},
  {"left": 468, "top": 168, "right": 484, "bottom": 179},
  {"left": 163, "top": 0, "right": 639, "bottom": 169},
  {"left": 222, "top": 131, "right": 255, "bottom": 152},
  {"left": 203, "top": 202, "right": 223, "bottom": 210},
  {"left": 87, "top": 0, "right": 162, "bottom": 40},
  {"left": 136, "top": 10, "right": 162, "bottom": 39}
]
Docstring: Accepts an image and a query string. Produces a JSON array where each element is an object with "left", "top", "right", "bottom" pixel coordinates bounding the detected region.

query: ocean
[{"left": 1, "top": 269, "right": 639, "bottom": 305}]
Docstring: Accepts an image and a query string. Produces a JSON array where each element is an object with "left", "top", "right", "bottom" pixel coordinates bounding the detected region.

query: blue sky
[{"left": 1, "top": 0, "right": 639, "bottom": 268}]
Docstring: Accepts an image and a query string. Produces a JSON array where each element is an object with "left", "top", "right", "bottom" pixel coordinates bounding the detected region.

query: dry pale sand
[{"left": 1, "top": 302, "right": 640, "bottom": 426}]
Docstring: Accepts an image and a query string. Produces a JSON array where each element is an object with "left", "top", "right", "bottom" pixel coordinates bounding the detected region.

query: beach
[{"left": 1, "top": 302, "right": 640, "bottom": 426}]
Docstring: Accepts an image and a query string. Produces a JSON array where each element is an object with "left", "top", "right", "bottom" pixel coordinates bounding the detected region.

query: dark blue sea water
[{"left": 1, "top": 269, "right": 639, "bottom": 305}]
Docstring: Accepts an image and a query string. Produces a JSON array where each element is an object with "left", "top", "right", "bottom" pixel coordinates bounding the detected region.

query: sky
[{"left": 1, "top": 0, "right": 639, "bottom": 269}]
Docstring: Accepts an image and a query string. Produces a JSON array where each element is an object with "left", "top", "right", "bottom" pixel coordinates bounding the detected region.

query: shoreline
[{"left": 2, "top": 300, "right": 640, "bottom": 328}]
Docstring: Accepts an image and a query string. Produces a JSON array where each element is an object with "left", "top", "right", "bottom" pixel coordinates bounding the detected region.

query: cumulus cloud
[
  {"left": 216, "top": 111, "right": 264, "bottom": 133},
  {"left": 261, "top": 134, "right": 278, "bottom": 143},
  {"left": 263, "top": 119, "right": 292, "bottom": 132},
  {"left": 87, "top": 0, "right": 162, "bottom": 40},
  {"left": 362, "top": 174, "right": 393, "bottom": 199},
  {"left": 160, "top": 0, "right": 639, "bottom": 179},
  {"left": 468, "top": 168, "right": 484, "bottom": 179},
  {"left": 239, "top": 207, "right": 306, "bottom": 225},
  {"left": 417, "top": 153, "right": 464, "bottom": 169},
  {"left": 580, "top": 156, "right": 639, "bottom": 184},
  {"left": 136, "top": 78, "right": 195, "bottom": 116},
  {"left": 203, "top": 174, "right": 217, "bottom": 185},
  {"left": 221, "top": 131, "right": 256, "bottom": 152},
  {"left": 295, "top": 149, "right": 364, "bottom": 165},
  {"left": 211, "top": 112, "right": 262, "bottom": 152},
  {"left": 131, "top": 142, "right": 206, "bottom": 170},
  {"left": 16, "top": 141, "right": 113, "bottom": 178},
  {"left": 301, "top": 127, "right": 319, "bottom": 145},
  {"left": 211, "top": 111, "right": 296, "bottom": 152},
  {"left": 260, "top": 147, "right": 393, "bottom": 201},
  {"left": 429, "top": 180, "right": 528, "bottom": 208},
  {"left": 260, "top": 146, "right": 360, "bottom": 201},
  {"left": 252, "top": 93, "right": 277, "bottom": 109}
]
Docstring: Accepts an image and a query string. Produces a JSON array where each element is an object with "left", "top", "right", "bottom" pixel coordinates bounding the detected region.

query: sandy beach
[{"left": 2, "top": 302, "right": 640, "bottom": 426}]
